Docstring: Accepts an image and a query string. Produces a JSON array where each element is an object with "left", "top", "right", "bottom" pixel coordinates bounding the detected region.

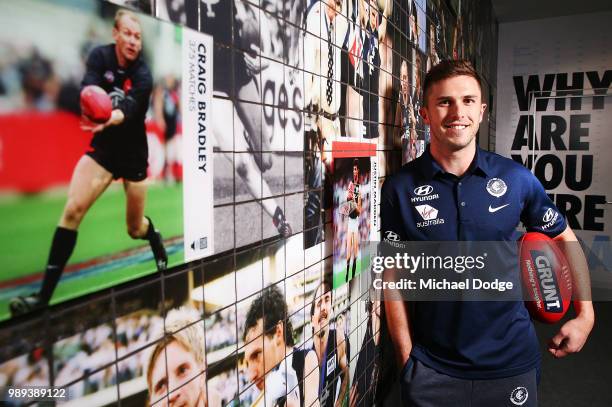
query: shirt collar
[{"left": 418, "top": 144, "right": 489, "bottom": 180}]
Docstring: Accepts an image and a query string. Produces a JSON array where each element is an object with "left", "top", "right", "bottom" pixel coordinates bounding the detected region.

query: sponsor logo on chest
[
  {"left": 411, "top": 184, "right": 439, "bottom": 203},
  {"left": 415, "top": 204, "right": 445, "bottom": 228}
]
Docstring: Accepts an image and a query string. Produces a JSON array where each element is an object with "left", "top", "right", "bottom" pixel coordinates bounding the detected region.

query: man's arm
[
  {"left": 115, "top": 64, "right": 153, "bottom": 122},
  {"left": 549, "top": 225, "right": 595, "bottom": 358},
  {"left": 303, "top": 350, "right": 321, "bottom": 407},
  {"left": 334, "top": 331, "right": 349, "bottom": 407},
  {"left": 383, "top": 287, "right": 413, "bottom": 370}
]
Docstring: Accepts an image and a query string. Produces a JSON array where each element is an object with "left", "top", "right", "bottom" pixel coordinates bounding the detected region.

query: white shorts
[{"left": 348, "top": 216, "right": 359, "bottom": 234}]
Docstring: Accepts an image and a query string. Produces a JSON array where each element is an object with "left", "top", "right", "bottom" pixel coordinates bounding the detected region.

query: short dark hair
[
  {"left": 353, "top": 158, "right": 359, "bottom": 168},
  {"left": 423, "top": 60, "right": 482, "bottom": 105},
  {"left": 243, "top": 285, "right": 294, "bottom": 346}
]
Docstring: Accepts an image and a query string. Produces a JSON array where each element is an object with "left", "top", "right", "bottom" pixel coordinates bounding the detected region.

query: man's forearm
[
  {"left": 384, "top": 286, "right": 412, "bottom": 368},
  {"left": 335, "top": 365, "right": 349, "bottom": 407}
]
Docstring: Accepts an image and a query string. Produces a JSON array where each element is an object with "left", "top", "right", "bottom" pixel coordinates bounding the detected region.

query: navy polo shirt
[{"left": 381, "top": 146, "right": 567, "bottom": 379}]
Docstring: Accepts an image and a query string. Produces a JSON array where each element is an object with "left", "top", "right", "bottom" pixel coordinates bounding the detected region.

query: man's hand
[
  {"left": 549, "top": 226, "right": 595, "bottom": 358},
  {"left": 548, "top": 312, "right": 594, "bottom": 358},
  {"left": 81, "top": 109, "right": 125, "bottom": 133}
]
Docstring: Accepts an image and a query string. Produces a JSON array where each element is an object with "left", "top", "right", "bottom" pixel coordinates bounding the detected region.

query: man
[
  {"left": 408, "top": 0, "right": 418, "bottom": 46},
  {"left": 243, "top": 285, "right": 301, "bottom": 407},
  {"left": 10, "top": 10, "right": 167, "bottom": 316},
  {"left": 305, "top": 0, "right": 344, "bottom": 143},
  {"left": 426, "top": 12, "right": 441, "bottom": 71},
  {"left": 395, "top": 60, "right": 418, "bottom": 164},
  {"left": 360, "top": 0, "right": 382, "bottom": 139},
  {"left": 147, "top": 306, "right": 212, "bottom": 407},
  {"left": 202, "top": 0, "right": 292, "bottom": 238},
  {"left": 349, "top": 300, "right": 381, "bottom": 407},
  {"left": 303, "top": 280, "right": 349, "bottom": 407},
  {"left": 381, "top": 60, "right": 594, "bottom": 406},
  {"left": 412, "top": 52, "right": 428, "bottom": 156},
  {"left": 345, "top": 159, "right": 362, "bottom": 282}
]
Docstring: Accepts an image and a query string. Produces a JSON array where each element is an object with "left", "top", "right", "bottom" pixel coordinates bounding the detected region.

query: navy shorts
[{"left": 401, "top": 359, "right": 538, "bottom": 407}]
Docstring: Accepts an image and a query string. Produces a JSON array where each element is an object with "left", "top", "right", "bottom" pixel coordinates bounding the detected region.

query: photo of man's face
[
  {"left": 401, "top": 61, "right": 409, "bottom": 97},
  {"left": 149, "top": 340, "right": 206, "bottom": 407},
  {"left": 311, "top": 284, "right": 332, "bottom": 336},
  {"left": 243, "top": 319, "right": 283, "bottom": 391},
  {"left": 113, "top": 13, "right": 142, "bottom": 63},
  {"left": 369, "top": 0, "right": 379, "bottom": 31}
]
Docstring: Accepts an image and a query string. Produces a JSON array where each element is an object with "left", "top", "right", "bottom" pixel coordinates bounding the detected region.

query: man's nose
[
  {"left": 448, "top": 102, "right": 465, "bottom": 119},
  {"left": 168, "top": 389, "right": 181, "bottom": 405}
]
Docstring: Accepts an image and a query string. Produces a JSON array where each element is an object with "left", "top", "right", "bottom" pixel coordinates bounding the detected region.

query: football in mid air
[
  {"left": 80, "top": 85, "right": 112, "bottom": 124},
  {"left": 519, "top": 232, "right": 572, "bottom": 324}
]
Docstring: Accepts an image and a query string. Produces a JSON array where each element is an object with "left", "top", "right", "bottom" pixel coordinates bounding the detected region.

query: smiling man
[{"left": 381, "top": 60, "right": 594, "bottom": 406}]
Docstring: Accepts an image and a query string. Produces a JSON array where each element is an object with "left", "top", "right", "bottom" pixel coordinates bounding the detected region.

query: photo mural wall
[{"left": 0, "top": 0, "right": 497, "bottom": 405}]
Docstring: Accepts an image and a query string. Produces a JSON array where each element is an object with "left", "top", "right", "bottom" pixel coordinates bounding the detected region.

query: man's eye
[
  {"left": 178, "top": 364, "right": 190, "bottom": 376},
  {"left": 155, "top": 379, "right": 167, "bottom": 394}
]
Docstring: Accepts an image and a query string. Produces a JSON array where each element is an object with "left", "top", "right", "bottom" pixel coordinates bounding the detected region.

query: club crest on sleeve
[{"left": 104, "top": 70, "right": 114, "bottom": 83}]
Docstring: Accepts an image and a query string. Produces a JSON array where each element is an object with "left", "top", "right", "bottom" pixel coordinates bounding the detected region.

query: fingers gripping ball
[
  {"left": 80, "top": 85, "right": 112, "bottom": 124},
  {"left": 347, "top": 182, "right": 355, "bottom": 201},
  {"left": 519, "top": 232, "right": 572, "bottom": 324}
]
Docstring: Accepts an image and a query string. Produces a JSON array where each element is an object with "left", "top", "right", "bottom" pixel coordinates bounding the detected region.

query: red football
[
  {"left": 80, "top": 85, "right": 112, "bottom": 124},
  {"left": 519, "top": 232, "right": 572, "bottom": 324}
]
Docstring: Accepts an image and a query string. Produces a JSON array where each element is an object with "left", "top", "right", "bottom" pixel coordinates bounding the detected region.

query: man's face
[
  {"left": 420, "top": 75, "right": 486, "bottom": 152},
  {"left": 149, "top": 341, "right": 206, "bottom": 407},
  {"left": 113, "top": 15, "right": 142, "bottom": 64},
  {"left": 429, "top": 24, "right": 436, "bottom": 50},
  {"left": 414, "top": 62, "right": 421, "bottom": 93},
  {"left": 400, "top": 63, "right": 409, "bottom": 96},
  {"left": 369, "top": 0, "right": 379, "bottom": 31},
  {"left": 409, "top": 11, "right": 417, "bottom": 37},
  {"left": 244, "top": 319, "right": 283, "bottom": 391},
  {"left": 311, "top": 285, "right": 332, "bottom": 336},
  {"left": 353, "top": 165, "right": 359, "bottom": 181},
  {"left": 326, "top": 1, "right": 341, "bottom": 21}
]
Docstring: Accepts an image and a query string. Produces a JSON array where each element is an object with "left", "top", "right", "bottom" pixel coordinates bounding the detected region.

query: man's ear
[
  {"left": 420, "top": 106, "right": 429, "bottom": 125},
  {"left": 479, "top": 103, "right": 487, "bottom": 123},
  {"left": 275, "top": 321, "right": 284, "bottom": 345}
]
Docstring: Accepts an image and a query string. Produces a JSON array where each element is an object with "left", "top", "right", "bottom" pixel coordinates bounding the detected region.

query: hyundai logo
[
  {"left": 414, "top": 185, "right": 433, "bottom": 196},
  {"left": 384, "top": 231, "right": 401, "bottom": 241},
  {"left": 543, "top": 208, "right": 555, "bottom": 223}
]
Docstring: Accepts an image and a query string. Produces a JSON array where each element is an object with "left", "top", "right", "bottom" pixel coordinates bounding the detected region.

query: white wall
[{"left": 496, "top": 12, "right": 612, "bottom": 271}]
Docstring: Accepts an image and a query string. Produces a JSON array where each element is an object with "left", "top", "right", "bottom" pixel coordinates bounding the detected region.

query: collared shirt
[{"left": 381, "top": 146, "right": 567, "bottom": 379}]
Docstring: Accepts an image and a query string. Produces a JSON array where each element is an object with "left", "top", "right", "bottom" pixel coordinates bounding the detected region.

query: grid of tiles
[{"left": 0, "top": 0, "right": 498, "bottom": 406}]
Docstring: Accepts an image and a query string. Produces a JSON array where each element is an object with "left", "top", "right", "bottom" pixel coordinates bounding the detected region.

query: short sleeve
[
  {"left": 520, "top": 170, "right": 567, "bottom": 237},
  {"left": 380, "top": 180, "right": 408, "bottom": 242}
]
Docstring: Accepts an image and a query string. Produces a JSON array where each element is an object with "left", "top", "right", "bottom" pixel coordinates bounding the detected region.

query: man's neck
[
  {"left": 314, "top": 329, "right": 329, "bottom": 363},
  {"left": 325, "top": 7, "right": 334, "bottom": 25},
  {"left": 115, "top": 48, "right": 128, "bottom": 68},
  {"left": 430, "top": 141, "right": 476, "bottom": 178}
]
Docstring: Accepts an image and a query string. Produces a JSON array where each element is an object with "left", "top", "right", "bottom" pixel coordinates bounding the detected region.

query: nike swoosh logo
[{"left": 489, "top": 204, "right": 510, "bottom": 213}]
